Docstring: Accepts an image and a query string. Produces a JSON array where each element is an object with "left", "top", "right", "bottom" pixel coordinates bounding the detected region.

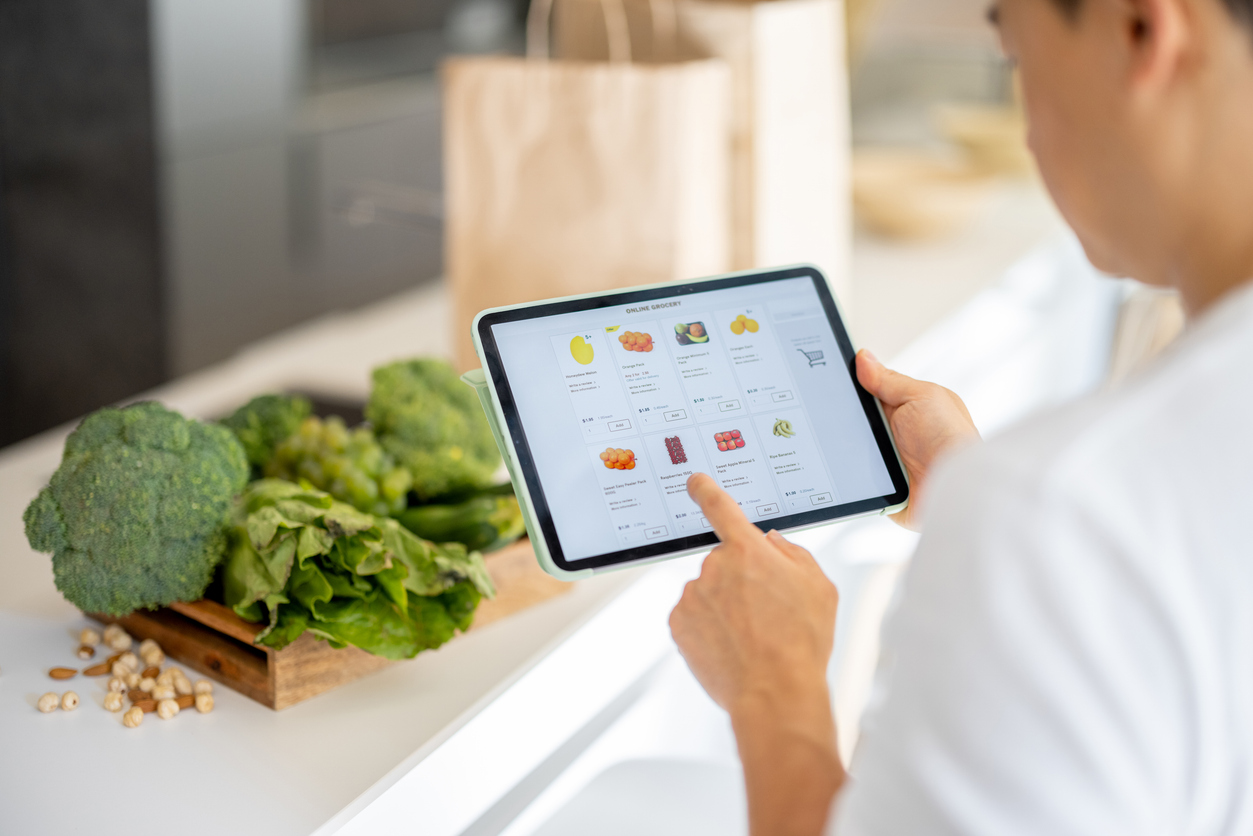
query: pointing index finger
[{"left": 687, "top": 473, "right": 762, "bottom": 544}]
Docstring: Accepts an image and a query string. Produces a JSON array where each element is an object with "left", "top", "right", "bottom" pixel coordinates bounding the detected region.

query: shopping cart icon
[{"left": 797, "top": 348, "right": 826, "bottom": 368}]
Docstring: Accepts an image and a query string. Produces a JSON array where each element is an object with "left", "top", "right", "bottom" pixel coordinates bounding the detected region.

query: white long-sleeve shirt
[{"left": 831, "top": 280, "right": 1253, "bottom": 835}]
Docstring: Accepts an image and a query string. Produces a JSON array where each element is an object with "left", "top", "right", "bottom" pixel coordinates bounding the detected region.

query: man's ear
[{"left": 1117, "top": 0, "right": 1192, "bottom": 90}]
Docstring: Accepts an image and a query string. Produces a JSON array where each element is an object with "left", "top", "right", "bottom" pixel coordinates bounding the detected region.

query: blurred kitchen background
[{"left": 0, "top": 0, "right": 1026, "bottom": 447}]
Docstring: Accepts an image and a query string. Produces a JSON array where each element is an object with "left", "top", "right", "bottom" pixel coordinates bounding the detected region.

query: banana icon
[{"left": 772, "top": 419, "right": 796, "bottom": 438}]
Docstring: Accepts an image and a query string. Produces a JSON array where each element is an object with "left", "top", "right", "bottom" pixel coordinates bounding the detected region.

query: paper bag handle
[
  {"left": 527, "top": 0, "right": 677, "bottom": 63},
  {"left": 646, "top": 0, "right": 677, "bottom": 61}
]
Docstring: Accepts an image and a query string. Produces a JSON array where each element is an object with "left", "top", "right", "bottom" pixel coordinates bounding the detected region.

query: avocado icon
[{"left": 674, "top": 321, "right": 709, "bottom": 345}]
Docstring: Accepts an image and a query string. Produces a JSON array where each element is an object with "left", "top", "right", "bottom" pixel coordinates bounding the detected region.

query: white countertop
[
  {"left": 0, "top": 282, "right": 646, "bottom": 835},
  {"left": 0, "top": 179, "right": 1076, "bottom": 835}
]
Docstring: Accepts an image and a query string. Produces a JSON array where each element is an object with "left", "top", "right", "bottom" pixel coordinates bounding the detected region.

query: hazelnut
[
  {"left": 156, "top": 699, "right": 179, "bottom": 720},
  {"left": 139, "top": 677, "right": 157, "bottom": 693},
  {"left": 106, "top": 676, "right": 126, "bottom": 693},
  {"left": 194, "top": 693, "right": 214, "bottom": 714},
  {"left": 103, "top": 625, "right": 132, "bottom": 652},
  {"left": 103, "top": 691, "right": 125, "bottom": 712},
  {"left": 139, "top": 639, "right": 164, "bottom": 667},
  {"left": 123, "top": 706, "right": 144, "bottom": 728},
  {"left": 155, "top": 670, "right": 175, "bottom": 688},
  {"left": 80, "top": 627, "right": 101, "bottom": 647},
  {"left": 152, "top": 685, "right": 176, "bottom": 701},
  {"left": 174, "top": 675, "right": 193, "bottom": 697},
  {"left": 60, "top": 692, "right": 79, "bottom": 711},
  {"left": 124, "top": 671, "right": 142, "bottom": 689},
  {"left": 193, "top": 680, "right": 213, "bottom": 696},
  {"left": 76, "top": 644, "right": 95, "bottom": 660},
  {"left": 116, "top": 652, "right": 139, "bottom": 671},
  {"left": 37, "top": 692, "right": 59, "bottom": 713}
]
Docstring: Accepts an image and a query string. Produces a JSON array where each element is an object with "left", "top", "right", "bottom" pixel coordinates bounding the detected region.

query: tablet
[{"left": 471, "top": 265, "right": 909, "bottom": 580}]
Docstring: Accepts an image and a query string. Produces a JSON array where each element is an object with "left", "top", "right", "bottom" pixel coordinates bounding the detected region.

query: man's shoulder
[{"left": 946, "top": 313, "right": 1253, "bottom": 513}]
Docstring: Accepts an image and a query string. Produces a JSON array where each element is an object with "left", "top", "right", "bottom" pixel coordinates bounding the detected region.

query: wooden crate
[{"left": 92, "top": 539, "right": 569, "bottom": 710}]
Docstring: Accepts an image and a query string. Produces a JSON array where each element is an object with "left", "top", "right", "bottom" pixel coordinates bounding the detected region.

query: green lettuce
[{"left": 221, "top": 479, "right": 495, "bottom": 659}]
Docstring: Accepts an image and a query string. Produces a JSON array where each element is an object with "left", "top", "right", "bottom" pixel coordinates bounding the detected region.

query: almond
[
  {"left": 128, "top": 690, "right": 151, "bottom": 703},
  {"left": 48, "top": 667, "right": 77, "bottom": 680},
  {"left": 132, "top": 699, "right": 157, "bottom": 713},
  {"left": 83, "top": 662, "right": 112, "bottom": 677},
  {"left": 141, "top": 666, "right": 159, "bottom": 679},
  {"left": 105, "top": 652, "right": 122, "bottom": 666},
  {"left": 175, "top": 694, "right": 195, "bottom": 710}
]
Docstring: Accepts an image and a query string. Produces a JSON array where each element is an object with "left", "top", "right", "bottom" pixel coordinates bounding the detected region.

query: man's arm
[
  {"left": 669, "top": 475, "right": 844, "bottom": 836},
  {"left": 731, "top": 676, "right": 845, "bottom": 836},
  {"left": 669, "top": 352, "right": 980, "bottom": 835}
]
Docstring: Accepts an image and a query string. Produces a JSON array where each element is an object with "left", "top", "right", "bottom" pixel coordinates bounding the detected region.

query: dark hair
[{"left": 1053, "top": 0, "right": 1252, "bottom": 26}]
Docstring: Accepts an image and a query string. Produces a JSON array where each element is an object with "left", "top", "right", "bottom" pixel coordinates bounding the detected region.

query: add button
[
  {"left": 771, "top": 390, "right": 795, "bottom": 403},
  {"left": 810, "top": 492, "right": 833, "bottom": 506},
  {"left": 645, "top": 526, "right": 669, "bottom": 540},
  {"left": 756, "top": 503, "right": 780, "bottom": 516},
  {"left": 608, "top": 419, "right": 632, "bottom": 432},
  {"left": 664, "top": 409, "right": 687, "bottom": 422},
  {"left": 717, "top": 399, "right": 741, "bottom": 412}
]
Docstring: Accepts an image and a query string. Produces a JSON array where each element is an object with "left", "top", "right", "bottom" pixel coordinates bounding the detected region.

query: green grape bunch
[{"left": 265, "top": 415, "right": 413, "bottom": 516}]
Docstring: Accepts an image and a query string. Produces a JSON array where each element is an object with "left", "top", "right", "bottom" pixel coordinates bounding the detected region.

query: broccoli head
[
  {"left": 24, "top": 401, "right": 250, "bottom": 616},
  {"left": 220, "top": 393, "right": 311, "bottom": 472},
  {"left": 366, "top": 359, "right": 501, "bottom": 501}
]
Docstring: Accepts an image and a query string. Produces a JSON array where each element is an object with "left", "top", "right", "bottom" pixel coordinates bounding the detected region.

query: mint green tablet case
[{"left": 461, "top": 266, "right": 909, "bottom": 581}]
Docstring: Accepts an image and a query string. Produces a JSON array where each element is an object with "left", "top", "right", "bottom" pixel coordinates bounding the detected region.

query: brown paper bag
[
  {"left": 444, "top": 0, "right": 732, "bottom": 370},
  {"left": 555, "top": 0, "right": 851, "bottom": 303}
]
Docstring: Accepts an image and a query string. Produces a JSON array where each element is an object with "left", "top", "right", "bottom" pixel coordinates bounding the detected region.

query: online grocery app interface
[{"left": 490, "top": 278, "right": 896, "bottom": 562}]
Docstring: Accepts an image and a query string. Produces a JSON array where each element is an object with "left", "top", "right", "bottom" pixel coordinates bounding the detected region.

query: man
[{"left": 668, "top": 0, "right": 1253, "bottom": 833}]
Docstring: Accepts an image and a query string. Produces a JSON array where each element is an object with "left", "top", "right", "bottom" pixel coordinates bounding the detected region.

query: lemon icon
[{"left": 570, "top": 335, "right": 595, "bottom": 365}]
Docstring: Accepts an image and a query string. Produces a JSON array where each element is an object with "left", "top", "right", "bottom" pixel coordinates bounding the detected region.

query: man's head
[
  {"left": 990, "top": 0, "right": 1253, "bottom": 310},
  {"left": 1046, "top": 0, "right": 1252, "bottom": 21}
]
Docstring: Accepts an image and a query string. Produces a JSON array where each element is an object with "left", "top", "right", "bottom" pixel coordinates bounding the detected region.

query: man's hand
[
  {"left": 670, "top": 473, "right": 844, "bottom": 836},
  {"left": 670, "top": 473, "right": 837, "bottom": 712},
  {"left": 856, "top": 349, "right": 980, "bottom": 530}
]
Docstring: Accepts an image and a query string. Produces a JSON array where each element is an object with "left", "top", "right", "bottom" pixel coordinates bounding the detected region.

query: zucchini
[{"left": 396, "top": 493, "right": 525, "bottom": 553}]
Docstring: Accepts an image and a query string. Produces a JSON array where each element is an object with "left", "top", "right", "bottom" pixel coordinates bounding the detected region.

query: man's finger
[
  {"left": 856, "top": 349, "right": 923, "bottom": 409},
  {"left": 687, "top": 473, "right": 762, "bottom": 543}
]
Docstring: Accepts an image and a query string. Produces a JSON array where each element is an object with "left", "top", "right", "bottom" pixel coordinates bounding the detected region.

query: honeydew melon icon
[{"left": 570, "top": 335, "right": 595, "bottom": 365}]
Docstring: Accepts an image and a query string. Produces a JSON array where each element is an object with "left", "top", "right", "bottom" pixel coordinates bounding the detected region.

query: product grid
[{"left": 549, "top": 303, "right": 841, "bottom": 547}]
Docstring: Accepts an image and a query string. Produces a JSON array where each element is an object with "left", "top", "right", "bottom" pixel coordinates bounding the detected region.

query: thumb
[
  {"left": 856, "top": 349, "right": 922, "bottom": 409},
  {"left": 766, "top": 530, "right": 817, "bottom": 565}
]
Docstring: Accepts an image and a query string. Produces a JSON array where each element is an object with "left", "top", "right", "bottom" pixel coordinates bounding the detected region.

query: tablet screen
[{"left": 480, "top": 268, "right": 907, "bottom": 570}]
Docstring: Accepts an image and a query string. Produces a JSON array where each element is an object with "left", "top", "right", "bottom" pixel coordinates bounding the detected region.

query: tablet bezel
[{"left": 475, "top": 265, "right": 910, "bottom": 575}]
